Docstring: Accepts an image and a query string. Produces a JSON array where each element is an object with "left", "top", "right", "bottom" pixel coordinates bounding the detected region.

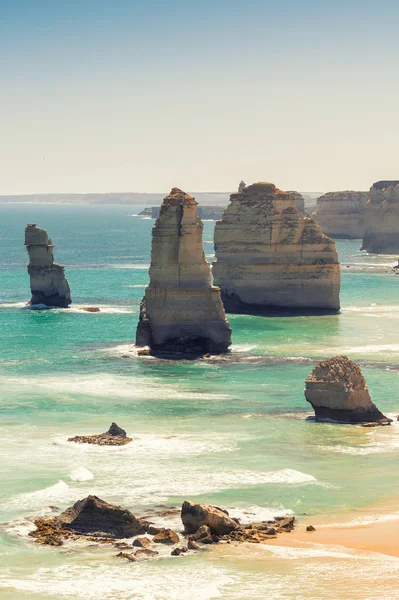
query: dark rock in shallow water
[
  {"left": 68, "top": 423, "right": 132, "bottom": 446},
  {"left": 305, "top": 356, "right": 391, "bottom": 424},
  {"left": 107, "top": 422, "right": 127, "bottom": 437},
  {"left": 152, "top": 528, "right": 180, "bottom": 544},
  {"left": 181, "top": 501, "right": 238, "bottom": 535},
  {"left": 80, "top": 306, "right": 100, "bottom": 312},
  {"left": 30, "top": 496, "right": 144, "bottom": 545}
]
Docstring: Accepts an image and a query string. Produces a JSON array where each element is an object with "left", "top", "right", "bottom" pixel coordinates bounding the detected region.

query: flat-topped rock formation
[
  {"left": 25, "top": 224, "right": 71, "bottom": 307},
  {"left": 213, "top": 182, "right": 340, "bottom": 314},
  {"left": 305, "top": 356, "right": 391, "bottom": 424},
  {"left": 136, "top": 188, "right": 231, "bottom": 355},
  {"left": 312, "top": 191, "right": 368, "bottom": 239},
  {"left": 362, "top": 181, "right": 399, "bottom": 253},
  {"left": 286, "top": 191, "right": 305, "bottom": 213}
]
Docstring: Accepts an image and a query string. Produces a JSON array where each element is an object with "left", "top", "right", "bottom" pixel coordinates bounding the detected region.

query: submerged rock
[
  {"left": 30, "top": 496, "right": 144, "bottom": 544},
  {"left": 213, "top": 182, "right": 340, "bottom": 314},
  {"left": 312, "top": 191, "right": 368, "bottom": 239},
  {"left": 136, "top": 187, "right": 231, "bottom": 355},
  {"left": 305, "top": 356, "right": 391, "bottom": 424},
  {"left": 25, "top": 224, "right": 71, "bottom": 307},
  {"left": 68, "top": 422, "right": 132, "bottom": 446},
  {"left": 80, "top": 306, "right": 100, "bottom": 312},
  {"left": 362, "top": 181, "right": 399, "bottom": 253},
  {"left": 181, "top": 501, "right": 238, "bottom": 535}
]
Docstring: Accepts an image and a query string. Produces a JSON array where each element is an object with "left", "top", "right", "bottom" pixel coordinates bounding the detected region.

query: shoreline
[{"left": 266, "top": 503, "right": 399, "bottom": 558}]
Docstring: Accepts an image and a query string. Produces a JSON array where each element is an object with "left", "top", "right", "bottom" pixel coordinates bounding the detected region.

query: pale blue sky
[{"left": 1, "top": 0, "right": 398, "bottom": 193}]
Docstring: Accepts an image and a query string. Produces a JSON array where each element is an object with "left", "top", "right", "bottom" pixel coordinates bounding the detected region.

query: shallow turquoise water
[{"left": 1, "top": 204, "right": 399, "bottom": 599}]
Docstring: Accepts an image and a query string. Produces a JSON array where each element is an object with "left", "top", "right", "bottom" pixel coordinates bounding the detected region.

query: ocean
[{"left": 0, "top": 202, "right": 398, "bottom": 599}]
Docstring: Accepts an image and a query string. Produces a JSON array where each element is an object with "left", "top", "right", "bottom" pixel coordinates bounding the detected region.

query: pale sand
[{"left": 267, "top": 506, "right": 399, "bottom": 558}]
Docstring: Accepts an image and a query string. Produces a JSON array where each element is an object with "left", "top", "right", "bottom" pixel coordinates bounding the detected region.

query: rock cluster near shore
[
  {"left": 213, "top": 182, "right": 340, "bottom": 313},
  {"left": 305, "top": 355, "right": 391, "bottom": 424},
  {"left": 362, "top": 181, "right": 399, "bottom": 253},
  {"left": 136, "top": 188, "right": 231, "bottom": 355},
  {"left": 68, "top": 423, "right": 132, "bottom": 446},
  {"left": 25, "top": 224, "right": 71, "bottom": 307},
  {"left": 30, "top": 496, "right": 295, "bottom": 557},
  {"left": 312, "top": 191, "right": 368, "bottom": 239}
]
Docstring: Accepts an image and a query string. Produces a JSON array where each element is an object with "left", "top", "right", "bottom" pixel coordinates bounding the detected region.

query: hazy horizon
[{"left": 2, "top": 0, "right": 398, "bottom": 194}]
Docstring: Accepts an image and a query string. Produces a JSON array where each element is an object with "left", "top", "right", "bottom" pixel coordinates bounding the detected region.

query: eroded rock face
[
  {"left": 213, "top": 182, "right": 340, "bottom": 313},
  {"left": 25, "top": 224, "right": 71, "bottom": 307},
  {"left": 312, "top": 191, "right": 368, "bottom": 239},
  {"left": 136, "top": 188, "right": 231, "bottom": 354},
  {"left": 181, "top": 501, "right": 239, "bottom": 535},
  {"left": 286, "top": 191, "right": 305, "bottom": 213},
  {"left": 31, "top": 496, "right": 143, "bottom": 544},
  {"left": 362, "top": 181, "right": 399, "bottom": 253},
  {"left": 305, "top": 355, "right": 390, "bottom": 424}
]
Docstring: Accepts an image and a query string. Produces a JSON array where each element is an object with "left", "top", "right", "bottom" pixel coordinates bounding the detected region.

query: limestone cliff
[
  {"left": 25, "top": 224, "right": 71, "bottom": 307},
  {"left": 312, "top": 191, "right": 368, "bottom": 239},
  {"left": 136, "top": 188, "right": 231, "bottom": 354},
  {"left": 286, "top": 191, "right": 305, "bottom": 213},
  {"left": 305, "top": 356, "right": 390, "bottom": 424},
  {"left": 362, "top": 181, "right": 399, "bottom": 253},
  {"left": 213, "top": 182, "right": 340, "bottom": 313}
]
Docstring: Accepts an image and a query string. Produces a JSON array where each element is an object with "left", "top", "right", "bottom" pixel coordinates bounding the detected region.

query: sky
[{"left": 1, "top": 0, "right": 399, "bottom": 194}]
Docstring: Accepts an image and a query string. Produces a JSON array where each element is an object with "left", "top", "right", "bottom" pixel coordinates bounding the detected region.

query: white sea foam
[
  {"left": 127, "top": 284, "right": 147, "bottom": 288},
  {"left": 0, "top": 562, "right": 235, "bottom": 600},
  {"left": 229, "top": 505, "right": 293, "bottom": 524},
  {"left": 69, "top": 467, "right": 94, "bottom": 481},
  {"left": 5, "top": 480, "right": 75, "bottom": 511},
  {"left": 262, "top": 543, "right": 397, "bottom": 561},
  {"left": 0, "top": 373, "right": 227, "bottom": 402},
  {"left": 315, "top": 512, "right": 399, "bottom": 529}
]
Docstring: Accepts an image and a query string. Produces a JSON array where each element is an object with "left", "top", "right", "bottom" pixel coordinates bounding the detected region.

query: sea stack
[
  {"left": 312, "top": 191, "right": 368, "bottom": 239},
  {"left": 286, "top": 191, "right": 306, "bottom": 213},
  {"left": 213, "top": 182, "right": 340, "bottom": 313},
  {"left": 362, "top": 181, "right": 399, "bottom": 253},
  {"left": 136, "top": 188, "right": 231, "bottom": 355},
  {"left": 305, "top": 356, "right": 390, "bottom": 424},
  {"left": 25, "top": 224, "right": 71, "bottom": 307}
]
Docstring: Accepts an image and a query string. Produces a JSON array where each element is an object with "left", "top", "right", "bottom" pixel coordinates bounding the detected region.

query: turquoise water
[{"left": 1, "top": 203, "right": 399, "bottom": 599}]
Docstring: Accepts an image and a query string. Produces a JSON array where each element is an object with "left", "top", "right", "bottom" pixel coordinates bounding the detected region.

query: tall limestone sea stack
[
  {"left": 362, "top": 181, "right": 399, "bottom": 253},
  {"left": 213, "top": 182, "right": 340, "bottom": 313},
  {"left": 25, "top": 224, "right": 71, "bottom": 307},
  {"left": 312, "top": 191, "right": 368, "bottom": 239},
  {"left": 286, "top": 191, "right": 306, "bottom": 213},
  {"left": 305, "top": 356, "right": 390, "bottom": 424},
  {"left": 136, "top": 188, "right": 231, "bottom": 355}
]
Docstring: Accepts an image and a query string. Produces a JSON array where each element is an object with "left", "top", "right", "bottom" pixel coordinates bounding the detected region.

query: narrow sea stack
[
  {"left": 136, "top": 188, "right": 231, "bottom": 355},
  {"left": 312, "top": 191, "right": 368, "bottom": 239},
  {"left": 362, "top": 181, "right": 399, "bottom": 253},
  {"left": 305, "top": 356, "right": 391, "bottom": 424},
  {"left": 213, "top": 182, "right": 340, "bottom": 313},
  {"left": 286, "top": 190, "right": 306, "bottom": 213},
  {"left": 25, "top": 224, "right": 71, "bottom": 307}
]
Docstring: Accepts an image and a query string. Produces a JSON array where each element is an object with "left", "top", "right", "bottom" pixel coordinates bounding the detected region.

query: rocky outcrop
[
  {"left": 31, "top": 496, "right": 144, "bottom": 544},
  {"left": 287, "top": 191, "right": 305, "bottom": 213},
  {"left": 305, "top": 356, "right": 391, "bottom": 424},
  {"left": 181, "top": 501, "right": 239, "bottom": 535},
  {"left": 136, "top": 188, "right": 231, "bottom": 355},
  {"left": 312, "top": 191, "right": 368, "bottom": 239},
  {"left": 68, "top": 422, "right": 132, "bottom": 446},
  {"left": 181, "top": 501, "right": 295, "bottom": 545},
  {"left": 213, "top": 182, "right": 340, "bottom": 314},
  {"left": 25, "top": 224, "right": 71, "bottom": 307},
  {"left": 362, "top": 181, "right": 399, "bottom": 253}
]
